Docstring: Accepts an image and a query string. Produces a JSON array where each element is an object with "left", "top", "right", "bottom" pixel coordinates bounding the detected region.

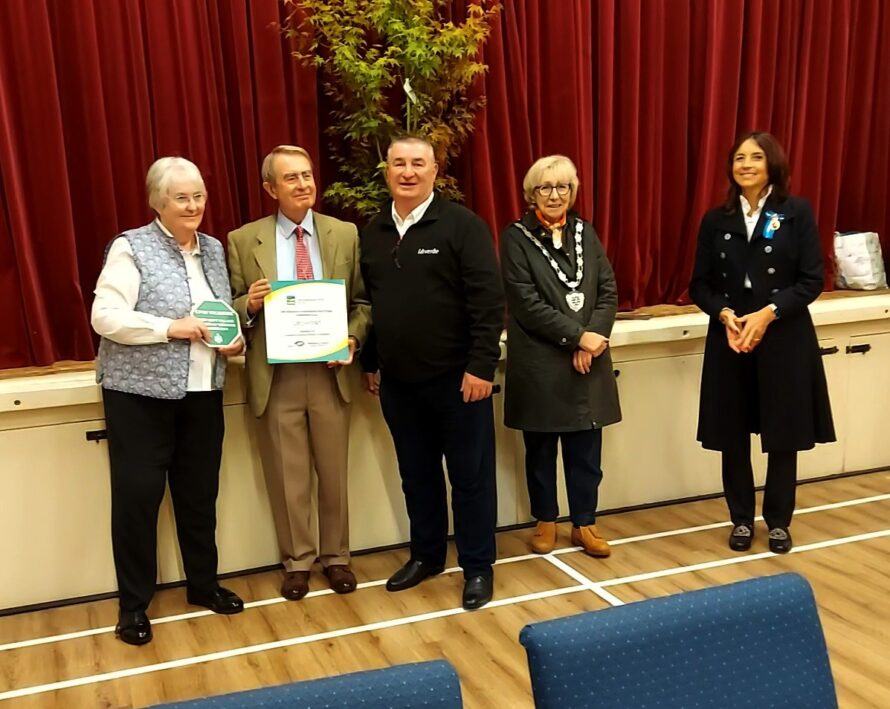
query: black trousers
[
  {"left": 379, "top": 369, "right": 497, "bottom": 578},
  {"left": 103, "top": 388, "right": 224, "bottom": 612},
  {"left": 722, "top": 434, "right": 797, "bottom": 529},
  {"left": 523, "top": 428, "right": 603, "bottom": 527}
]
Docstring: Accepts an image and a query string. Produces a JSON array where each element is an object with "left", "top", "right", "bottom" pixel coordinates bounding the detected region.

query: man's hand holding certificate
[{"left": 264, "top": 280, "right": 350, "bottom": 363}]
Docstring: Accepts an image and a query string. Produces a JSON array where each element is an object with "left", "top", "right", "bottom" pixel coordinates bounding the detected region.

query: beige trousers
[{"left": 256, "top": 364, "right": 350, "bottom": 572}]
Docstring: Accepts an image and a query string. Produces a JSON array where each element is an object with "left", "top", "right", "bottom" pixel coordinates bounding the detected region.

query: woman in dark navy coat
[{"left": 690, "top": 131, "right": 835, "bottom": 554}]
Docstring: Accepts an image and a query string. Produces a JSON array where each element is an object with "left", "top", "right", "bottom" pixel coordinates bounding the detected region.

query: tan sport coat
[{"left": 228, "top": 213, "right": 371, "bottom": 417}]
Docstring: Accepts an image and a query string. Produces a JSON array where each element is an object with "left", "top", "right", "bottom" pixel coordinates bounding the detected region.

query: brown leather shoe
[
  {"left": 281, "top": 570, "right": 310, "bottom": 600},
  {"left": 530, "top": 521, "right": 557, "bottom": 554},
  {"left": 571, "top": 524, "right": 611, "bottom": 558},
  {"left": 324, "top": 564, "right": 357, "bottom": 594}
]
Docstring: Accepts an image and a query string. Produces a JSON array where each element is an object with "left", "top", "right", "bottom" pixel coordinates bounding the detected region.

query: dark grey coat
[
  {"left": 689, "top": 194, "right": 835, "bottom": 452},
  {"left": 501, "top": 211, "right": 621, "bottom": 432}
]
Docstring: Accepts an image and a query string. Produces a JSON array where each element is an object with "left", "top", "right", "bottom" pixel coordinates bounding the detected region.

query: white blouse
[{"left": 739, "top": 186, "right": 773, "bottom": 288}]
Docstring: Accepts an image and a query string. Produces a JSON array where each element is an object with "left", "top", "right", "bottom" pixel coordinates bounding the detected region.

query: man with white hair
[
  {"left": 228, "top": 146, "right": 370, "bottom": 601},
  {"left": 360, "top": 135, "right": 503, "bottom": 610}
]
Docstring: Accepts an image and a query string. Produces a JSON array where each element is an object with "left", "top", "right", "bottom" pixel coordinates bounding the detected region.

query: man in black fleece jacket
[{"left": 360, "top": 135, "right": 504, "bottom": 610}]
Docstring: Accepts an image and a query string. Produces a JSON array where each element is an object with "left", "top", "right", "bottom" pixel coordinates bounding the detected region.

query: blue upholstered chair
[
  {"left": 519, "top": 573, "right": 837, "bottom": 708},
  {"left": 152, "top": 659, "right": 462, "bottom": 708}
]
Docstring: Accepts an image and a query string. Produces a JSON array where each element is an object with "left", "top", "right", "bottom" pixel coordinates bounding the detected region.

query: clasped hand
[
  {"left": 721, "top": 307, "right": 776, "bottom": 353},
  {"left": 574, "top": 331, "right": 608, "bottom": 373}
]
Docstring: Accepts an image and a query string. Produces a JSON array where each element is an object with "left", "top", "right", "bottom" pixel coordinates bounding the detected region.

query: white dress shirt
[
  {"left": 740, "top": 186, "right": 773, "bottom": 288},
  {"left": 91, "top": 220, "right": 216, "bottom": 391},
  {"left": 392, "top": 191, "right": 435, "bottom": 239}
]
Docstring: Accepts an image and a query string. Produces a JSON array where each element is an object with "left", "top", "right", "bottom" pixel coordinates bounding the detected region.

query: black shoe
[
  {"left": 462, "top": 575, "right": 493, "bottom": 610},
  {"left": 385, "top": 560, "right": 445, "bottom": 592},
  {"left": 186, "top": 586, "right": 244, "bottom": 614},
  {"left": 728, "top": 524, "right": 754, "bottom": 552},
  {"left": 768, "top": 527, "right": 793, "bottom": 554},
  {"left": 115, "top": 610, "right": 152, "bottom": 646}
]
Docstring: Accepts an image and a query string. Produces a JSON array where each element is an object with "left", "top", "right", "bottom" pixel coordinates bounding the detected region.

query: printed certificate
[{"left": 264, "top": 280, "right": 349, "bottom": 363}]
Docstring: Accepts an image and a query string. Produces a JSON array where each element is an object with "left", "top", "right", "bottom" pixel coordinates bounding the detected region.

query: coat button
[
  {"left": 767, "top": 267, "right": 776, "bottom": 274},
  {"left": 771, "top": 288, "right": 779, "bottom": 294},
  {"left": 722, "top": 272, "right": 727, "bottom": 278},
  {"left": 720, "top": 252, "right": 726, "bottom": 259},
  {"left": 764, "top": 245, "right": 773, "bottom": 253},
  {"left": 724, "top": 292, "right": 729, "bottom": 298},
  {"left": 724, "top": 233, "right": 731, "bottom": 240},
  {"left": 560, "top": 337, "right": 567, "bottom": 344}
]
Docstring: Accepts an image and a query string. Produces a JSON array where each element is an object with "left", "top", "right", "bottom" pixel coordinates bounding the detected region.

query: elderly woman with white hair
[
  {"left": 91, "top": 156, "right": 245, "bottom": 645},
  {"left": 500, "top": 155, "right": 621, "bottom": 558}
]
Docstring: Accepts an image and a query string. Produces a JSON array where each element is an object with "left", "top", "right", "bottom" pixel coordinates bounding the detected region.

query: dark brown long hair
[{"left": 723, "top": 131, "right": 790, "bottom": 212}]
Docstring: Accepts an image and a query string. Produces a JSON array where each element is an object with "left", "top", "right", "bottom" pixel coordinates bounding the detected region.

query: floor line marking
[
  {"left": 0, "top": 579, "right": 387, "bottom": 652},
  {"left": 598, "top": 528, "right": 890, "bottom": 588},
  {"left": 3, "top": 491, "right": 887, "bottom": 652},
  {"left": 0, "top": 585, "right": 587, "bottom": 701},
  {"left": 567, "top": 492, "right": 890, "bottom": 551},
  {"left": 5, "top": 527, "right": 890, "bottom": 700},
  {"left": 543, "top": 554, "right": 625, "bottom": 607}
]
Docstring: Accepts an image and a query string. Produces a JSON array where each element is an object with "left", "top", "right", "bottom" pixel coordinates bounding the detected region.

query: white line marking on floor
[
  {"left": 559, "top": 492, "right": 890, "bottom": 551},
  {"left": 598, "top": 528, "right": 890, "bottom": 588},
  {"left": 543, "top": 554, "right": 625, "bottom": 606},
  {"left": 0, "top": 585, "right": 587, "bottom": 701},
  {"left": 792, "top": 493, "right": 890, "bottom": 515},
  {"left": 0, "top": 578, "right": 389, "bottom": 652},
  {"left": 3, "top": 491, "right": 888, "bottom": 652},
  {"left": 5, "top": 526, "right": 890, "bottom": 701}
]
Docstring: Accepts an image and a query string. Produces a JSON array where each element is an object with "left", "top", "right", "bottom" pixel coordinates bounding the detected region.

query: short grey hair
[
  {"left": 261, "top": 145, "right": 314, "bottom": 183},
  {"left": 386, "top": 135, "right": 435, "bottom": 163},
  {"left": 146, "top": 157, "right": 205, "bottom": 211},
  {"left": 522, "top": 155, "right": 580, "bottom": 207}
]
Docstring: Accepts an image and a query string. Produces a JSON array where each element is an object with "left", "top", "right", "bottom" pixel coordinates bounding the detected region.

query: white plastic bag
[{"left": 833, "top": 231, "right": 887, "bottom": 290}]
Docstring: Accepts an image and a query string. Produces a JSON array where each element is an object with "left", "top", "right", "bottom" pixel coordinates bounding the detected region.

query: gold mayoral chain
[{"left": 515, "top": 220, "right": 586, "bottom": 311}]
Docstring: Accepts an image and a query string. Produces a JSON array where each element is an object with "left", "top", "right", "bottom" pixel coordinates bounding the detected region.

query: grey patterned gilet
[{"left": 96, "top": 222, "right": 232, "bottom": 399}]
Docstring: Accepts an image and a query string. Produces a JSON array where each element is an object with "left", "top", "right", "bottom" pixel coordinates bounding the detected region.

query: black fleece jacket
[{"left": 359, "top": 195, "right": 504, "bottom": 383}]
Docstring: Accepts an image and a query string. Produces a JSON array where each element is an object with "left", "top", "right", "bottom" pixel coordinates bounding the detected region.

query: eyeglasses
[
  {"left": 172, "top": 193, "right": 206, "bottom": 206},
  {"left": 534, "top": 183, "right": 572, "bottom": 197}
]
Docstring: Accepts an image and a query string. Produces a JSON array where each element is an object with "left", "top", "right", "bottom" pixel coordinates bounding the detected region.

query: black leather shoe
[
  {"left": 115, "top": 610, "right": 152, "bottom": 646},
  {"left": 386, "top": 560, "right": 445, "bottom": 592},
  {"left": 187, "top": 586, "right": 244, "bottom": 614},
  {"left": 728, "top": 524, "right": 754, "bottom": 552},
  {"left": 462, "top": 575, "right": 493, "bottom": 610},
  {"left": 768, "top": 527, "right": 793, "bottom": 554}
]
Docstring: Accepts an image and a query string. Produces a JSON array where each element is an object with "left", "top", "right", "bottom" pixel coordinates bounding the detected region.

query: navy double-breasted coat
[{"left": 689, "top": 195, "right": 835, "bottom": 452}]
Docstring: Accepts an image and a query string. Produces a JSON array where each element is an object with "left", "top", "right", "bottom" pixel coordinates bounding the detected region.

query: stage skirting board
[{"left": 2, "top": 293, "right": 889, "bottom": 611}]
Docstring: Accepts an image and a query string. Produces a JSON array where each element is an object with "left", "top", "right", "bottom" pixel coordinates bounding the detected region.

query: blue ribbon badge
[{"left": 763, "top": 211, "right": 784, "bottom": 240}]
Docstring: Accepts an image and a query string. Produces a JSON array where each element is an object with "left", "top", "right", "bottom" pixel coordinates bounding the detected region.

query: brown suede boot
[
  {"left": 530, "top": 521, "right": 557, "bottom": 554},
  {"left": 571, "top": 524, "right": 611, "bottom": 558}
]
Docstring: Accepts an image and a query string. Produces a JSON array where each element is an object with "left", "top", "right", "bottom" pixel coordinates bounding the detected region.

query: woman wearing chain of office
[{"left": 500, "top": 155, "right": 621, "bottom": 558}]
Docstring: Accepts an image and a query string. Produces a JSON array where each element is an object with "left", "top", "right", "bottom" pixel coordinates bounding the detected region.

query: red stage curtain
[
  {"left": 0, "top": 0, "right": 318, "bottom": 368},
  {"left": 2, "top": 0, "right": 890, "bottom": 367},
  {"left": 465, "top": 0, "right": 890, "bottom": 310}
]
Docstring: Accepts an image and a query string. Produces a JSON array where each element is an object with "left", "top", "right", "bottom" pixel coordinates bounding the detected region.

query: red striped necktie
[{"left": 294, "top": 225, "right": 314, "bottom": 280}]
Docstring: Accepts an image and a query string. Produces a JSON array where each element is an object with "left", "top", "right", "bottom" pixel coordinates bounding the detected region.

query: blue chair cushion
[
  {"left": 520, "top": 573, "right": 837, "bottom": 708},
  {"left": 153, "top": 659, "right": 462, "bottom": 708}
]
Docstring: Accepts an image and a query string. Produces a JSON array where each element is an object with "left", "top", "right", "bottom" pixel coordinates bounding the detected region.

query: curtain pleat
[{"left": 1, "top": 0, "right": 889, "bottom": 367}]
